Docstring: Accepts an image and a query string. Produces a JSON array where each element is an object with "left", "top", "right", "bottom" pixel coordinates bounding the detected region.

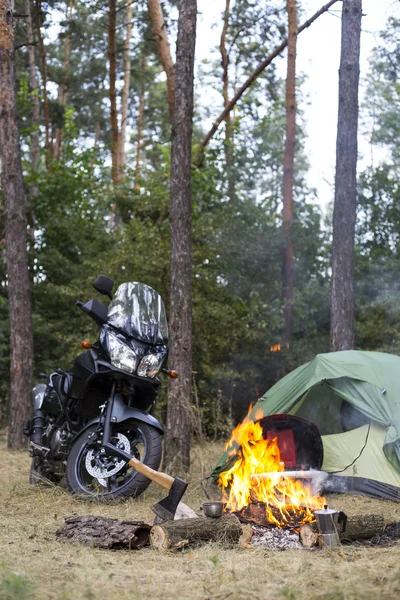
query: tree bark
[
  {"left": 147, "top": 0, "right": 175, "bottom": 123},
  {"left": 108, "top": 0, "right": 118, "bottom": 186},
  {"left": 164, "top": 0, "right": 197, "bottom": 475},
  {"left": 25, "top": 0, "right": 40, "bottom": 240},
  {"left": 282, "top": 0, "right": 297, "bottom": 347},
  {"left": 25, "top": 0, "right": 40, "bottom": 176},
  {"left": 53, "top": 0, "right": 74, "bottom": 161},
  {"left": 194, "top": 0, "right": 340, "bottom": 163},
  {"left": 150, "top": 514, "right": 243, "bottom": 552},
  {"left": 330, "top": 0, "right": 362, "bottom": 351},
  {"left": 135, "top": 52, "right": 146, "bottom": 189},
  {"left": 0, "top": 0, "right": 34, "bottom": 449},
  {"left": 108, "top": 0, "right": 119, "bottom": 229},
  {"left": 118, "top": 0, "right": 134, "bottom": 179},
  {"left": 34, "top": 0, "right": 50, "bottom": 161},
  {"left": 56, "top": 515, "right": 151, "bottom": 549}
]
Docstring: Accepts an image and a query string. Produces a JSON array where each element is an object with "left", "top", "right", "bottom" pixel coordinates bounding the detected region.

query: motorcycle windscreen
[{"left": 107, "top": 282, "right": 168, "bottom": 345}]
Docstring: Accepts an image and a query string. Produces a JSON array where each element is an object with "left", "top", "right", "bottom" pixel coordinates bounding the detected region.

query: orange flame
[
  {"left": 270, "top": 344, "right": 281, "bottom": 352},
  {"left": 219, "top": 408, "right": 325, "bottom": 528}
]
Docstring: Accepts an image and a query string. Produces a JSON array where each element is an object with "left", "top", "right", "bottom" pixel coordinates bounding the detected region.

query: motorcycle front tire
[{"left": 65, "top": 420, "right": 162, "bottom": 501}]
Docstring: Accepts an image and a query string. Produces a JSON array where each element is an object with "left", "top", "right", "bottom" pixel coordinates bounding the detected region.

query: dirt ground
[{"left": 1, "top": 431, "right": 399, "bottom": 600}]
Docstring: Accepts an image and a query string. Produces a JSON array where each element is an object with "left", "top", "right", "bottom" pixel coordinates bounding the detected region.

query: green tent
[{"left": 213, "top": 350, "right": 400, "bottom": 501}]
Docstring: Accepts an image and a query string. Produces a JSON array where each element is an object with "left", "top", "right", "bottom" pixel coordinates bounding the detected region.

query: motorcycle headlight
[
  {"left": 137, "top": 352, "right": 165, "bottom": 378},
  {"left": 104, "top": 329, "right": 138, "bottom": 374}
]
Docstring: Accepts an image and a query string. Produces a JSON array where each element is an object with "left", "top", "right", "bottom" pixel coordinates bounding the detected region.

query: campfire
[{"left": 218, "top": 408, "right": 326, "bottom": 530}]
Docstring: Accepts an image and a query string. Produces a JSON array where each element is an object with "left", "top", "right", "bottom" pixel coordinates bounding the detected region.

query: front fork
[{"left": 100, "top": 382, "right": 116, "bottom": 447}]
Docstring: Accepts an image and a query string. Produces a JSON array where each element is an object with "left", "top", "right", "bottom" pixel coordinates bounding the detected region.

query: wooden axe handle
[{"left": 128, "top": 455, "right": 174, "bottom": 490}]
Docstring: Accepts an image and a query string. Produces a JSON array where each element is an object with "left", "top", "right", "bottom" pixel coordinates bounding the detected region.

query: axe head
[{"left": 151, "top": 477, "right": 188, "bottom": 522}]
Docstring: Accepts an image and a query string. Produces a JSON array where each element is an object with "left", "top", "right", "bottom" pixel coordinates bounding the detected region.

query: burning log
[
  {"left": 299, "top": 514, "right": 386, "bottom": 547},
  {"left": 56, "top": 515, "right": 150, "bottom": 549},
  {"left": 233, "top": 501, "right": 315, "bottom": 530},
  {"left": 150, "top": 514, "right": 243, "bottom": 552}
]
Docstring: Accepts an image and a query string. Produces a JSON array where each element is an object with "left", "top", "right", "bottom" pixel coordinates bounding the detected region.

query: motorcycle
[{"left": 24, "top": 275, "right": 173, "bottom": 500}]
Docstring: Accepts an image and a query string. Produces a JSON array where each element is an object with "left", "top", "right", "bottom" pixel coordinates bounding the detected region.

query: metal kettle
[{"left": 314, "top": 506, "right": 347, "bottom": 548}]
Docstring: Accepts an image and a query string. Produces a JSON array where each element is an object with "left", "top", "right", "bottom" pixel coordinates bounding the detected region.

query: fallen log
[
  {"left": 340, "top": 514, "right": 385, "bottom": 542},
  {"left": 150, "top": 514, "right": 243, "bottom": 552},
  {"left": 56, "top": 515, "right": 151, "bottom": 549},
  {"left": 299, "top": 514, "right": 386, "bottom": 547}
]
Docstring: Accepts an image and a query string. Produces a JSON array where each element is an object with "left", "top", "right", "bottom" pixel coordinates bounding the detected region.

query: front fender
[{"left": 77, "top": 393, "right": 164, "bottom": 439}]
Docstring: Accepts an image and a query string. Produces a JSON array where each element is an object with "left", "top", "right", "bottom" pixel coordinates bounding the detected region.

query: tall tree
[
  {"left": 25, "top": 0, "right": 40, "bottom": 178},
  {"left": 53, "top": 0, "right": 74, "bottom": 161},
  {"left": 147, "top": 0, "right": 175, "bottom": 123},
  {"left": 220, "top": 0, "right": 231, "bottom": 167},
  {"left": 0, "top": 0, "right": 34, "bottom": 448},
  {"left": 330, "top": 0, "right": 362, "bottom": 351},
  {"left": 195, "top": 0, "right": 340, "bottom": 161},
  {"left": 35, "top": 0, "right": 50, "bottom": 159},
  {"left": 135, "top": 52, "right": 146, "bottom": 188},
  {"left": 164, "top": 0, "right": 197, "bottom": 474},
  {"left": 282, "top": 0, "right": 297, "bottom": 346},
  {"left": 118, "top": 0, "right": 134, "bottom": 177},
  {"left": 108, "top": 0, "right": 119, "bottom": 189}
]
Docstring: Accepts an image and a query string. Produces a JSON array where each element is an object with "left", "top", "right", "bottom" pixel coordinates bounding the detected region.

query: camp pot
[{"left": 202, "top": 501, "right": 225, "bottom": 518}]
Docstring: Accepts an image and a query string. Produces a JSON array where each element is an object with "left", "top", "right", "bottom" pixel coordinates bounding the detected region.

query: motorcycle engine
[{"left": 50, "top": 428, "right": 71, "bottom": 459}]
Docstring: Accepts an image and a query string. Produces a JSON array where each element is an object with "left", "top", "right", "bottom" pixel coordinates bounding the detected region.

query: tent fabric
[
  {"left": 323, "top": 476, "right": 400, "bottom": 501},
  {"left": 212, "top": 351, "right": 400, "bottom": 499},
  {"left": 321, "top": 423, "right": 400, "bottom": 488}
]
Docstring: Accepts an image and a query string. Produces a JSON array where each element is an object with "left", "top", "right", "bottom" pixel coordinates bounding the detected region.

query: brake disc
[{"left": 85, "top": 433, "right": 131, "bottom": 487}]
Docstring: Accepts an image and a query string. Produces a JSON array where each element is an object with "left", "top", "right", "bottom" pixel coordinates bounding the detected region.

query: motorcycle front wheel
[{"left": 65, "top": 420, "right": 162, "bottom": 501}]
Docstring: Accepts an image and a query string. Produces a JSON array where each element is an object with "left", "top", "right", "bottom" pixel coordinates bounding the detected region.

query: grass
[{"left": 0, "top": 430, "right": 399, "bottom": 600}]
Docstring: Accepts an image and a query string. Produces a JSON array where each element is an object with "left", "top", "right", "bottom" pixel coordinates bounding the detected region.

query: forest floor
[{"left": 0, "top": 429, "right": 400, "bottom": 600}]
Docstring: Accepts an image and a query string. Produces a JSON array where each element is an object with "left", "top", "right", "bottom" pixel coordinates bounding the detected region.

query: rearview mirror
[{"left": 92, "top": 275, "right": 114, "bottom": 300}]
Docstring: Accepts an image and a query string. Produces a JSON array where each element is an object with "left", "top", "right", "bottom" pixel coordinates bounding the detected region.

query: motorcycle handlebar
[{"left": 75, "top": 300, "right": 84, "bottom": 309}]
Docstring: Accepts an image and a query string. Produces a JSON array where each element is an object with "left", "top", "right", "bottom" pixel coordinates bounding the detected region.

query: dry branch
[{"left": 195, "top": 0, "right": 340, "bottom": 162}]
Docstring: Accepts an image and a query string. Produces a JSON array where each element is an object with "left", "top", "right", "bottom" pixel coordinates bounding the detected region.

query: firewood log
[
  {"left": 340, "top": 514, "right": 385, "bottom": 541},
  {"left": 150, "top": 514, "right": 243, "bottom": 552},
  {"left": 299, "top": 514, "right": 386, "bottom": 547},
  {"left": 299, "top": 523, "right": 320, "bottom": 548},
  {"left": 56, "top": 515, "right": 150, "bottom": 549}
]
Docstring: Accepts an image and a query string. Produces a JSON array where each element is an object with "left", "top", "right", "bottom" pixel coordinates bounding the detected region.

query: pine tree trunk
[
  {"left": 135, "top": 53, "right": 146, "bottom": 189},
  {"left": 147, "top": 0, "right": 175, "bottom": 124},
  {"left": 330, "top": 0, "right": 362, "bottom": 351},
  {"left": 53, "top": 0, "right": 74, "bottom": 161},
  {"left": 164, "top": 0, "right": 197, "bottom": 475},
  {"left": 108, "top": 0, "right": 119, "bottom": 229},
  {"left": 34, "top": 0, "right": 50, "bottom": 161},
  {"left": 25, "top": 0, "right": 40, "bottom": 239},
  {"left": 118, "top": 0, "right": 133, "bottom": 179},
  {"left": 25, "top": 0, "right": 40, "bottom": 176},
  {"left": 0, "top": 0, "right": 34, "bottom": 449},
  {"left": 220, "top": 0, "right": 231, "bottom": 165},
  {"left": 282, "top": 0, "right": 297, "bottom": 347},
  {"left": 220, "top": 0, "right": 236, "bottom": 203}
]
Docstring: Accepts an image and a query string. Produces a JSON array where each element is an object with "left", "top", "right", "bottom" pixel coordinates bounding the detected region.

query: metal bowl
[{"left": 202, "top": 501, "right": 224, "bottom": 518}]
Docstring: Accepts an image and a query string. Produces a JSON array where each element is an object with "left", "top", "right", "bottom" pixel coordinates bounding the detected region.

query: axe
[{"left": 104, "top": 443, "right": 188, "bottom": 521}]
